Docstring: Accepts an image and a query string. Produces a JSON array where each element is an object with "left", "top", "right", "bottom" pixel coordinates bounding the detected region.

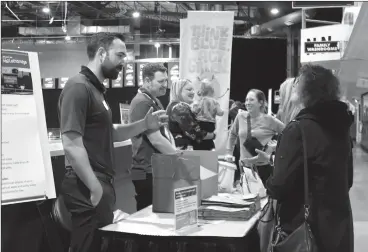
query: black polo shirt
[
  {"left": 129, "top": 88, "right": 168, "bottom": 180},
  {"left": 58, "top": 66, "right": 115, "bottom": 177}
]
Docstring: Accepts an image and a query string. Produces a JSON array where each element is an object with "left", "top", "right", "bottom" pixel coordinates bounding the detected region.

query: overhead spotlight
[
  {"left": 270, "top": 8, "right": 279, "bottom": 15},
  {"left": 65, "top": 35, "right": 71, "bottom": 41},
  {"left": 42, "top": 7, "right": 50, "bottom": 13},
  {"left": 132, "top": 11, "right": 140, "bottom": 18},
  {"left": 49, "top": 17, "right": 54, "bottom": 24},
  {"left": 154, "top": 42, "right": 160, "bottom": 48}
]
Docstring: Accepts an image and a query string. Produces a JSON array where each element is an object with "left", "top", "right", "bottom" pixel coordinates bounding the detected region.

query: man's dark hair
[
  {"left": 297, "top": 64, "right": 340, "bottom": 108},
  {"left": 142, "top": 63, "right": 167, "bottom": 81},
  {"left": 86, "top": 32, "right": 125, "bottom": 60}
]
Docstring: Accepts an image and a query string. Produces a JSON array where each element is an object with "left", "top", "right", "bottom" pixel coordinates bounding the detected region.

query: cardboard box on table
[{"left": 151, "top": 151, "right": 218, "bottom": 213}]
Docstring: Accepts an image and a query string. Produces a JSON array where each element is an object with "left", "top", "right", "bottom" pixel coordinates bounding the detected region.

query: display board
[
  {"left": 1, "top": 50, "right": 56, "bottom": 205},
  {"left": 180, "top": 11, "right": 234, "bottom": 154}
]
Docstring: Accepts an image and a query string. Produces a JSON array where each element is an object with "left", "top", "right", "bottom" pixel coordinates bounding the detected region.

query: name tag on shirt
[{"left": 102, "top": 100, "right": 109, "bottom": 111}]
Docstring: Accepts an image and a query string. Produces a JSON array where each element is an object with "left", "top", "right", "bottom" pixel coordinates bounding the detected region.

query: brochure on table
[
  {"left": 174, "top": 185, "right": 199, "bottom": 232},
  {"left": 1, "top": 49, "right": 56, "bottom": 205}
]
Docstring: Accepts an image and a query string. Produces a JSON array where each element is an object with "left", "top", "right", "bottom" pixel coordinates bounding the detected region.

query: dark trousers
[
  {"left": 61, "top": 172, "right": 116, "bottom": 252},
  {"left": 256, "top": 164, "right": 273, "bottom": 186},
  {"left": 133, "top": 173, "right": 153, "bottom": 211}
]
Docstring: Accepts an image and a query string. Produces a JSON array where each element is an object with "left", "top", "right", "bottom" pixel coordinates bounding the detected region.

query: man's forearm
[
  {"left": 153, "top": 139, "right": 177, "bottom": 154},
  {"left": 113, "top": 119, "right": 147, "bottom": 142},
  {"left": 64, "top": 146, "right": 100, "bottom": 191}
]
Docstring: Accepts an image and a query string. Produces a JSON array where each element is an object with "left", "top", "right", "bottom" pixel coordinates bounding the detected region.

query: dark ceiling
[{"left": 1, "top": 1, "right": 344, "bottom": 40}]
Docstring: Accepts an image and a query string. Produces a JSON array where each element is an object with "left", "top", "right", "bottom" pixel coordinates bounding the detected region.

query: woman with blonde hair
[
  {"left": 276, "top": 77, "right": 303, "bottom": 124},
  {"left": 167, "top": 79, "right": 216, "bottom": 150}
]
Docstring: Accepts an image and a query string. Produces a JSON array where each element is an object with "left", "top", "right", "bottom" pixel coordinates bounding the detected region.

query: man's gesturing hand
[{"left": 144, "top": 107, "right": 169, "bottom": 130}]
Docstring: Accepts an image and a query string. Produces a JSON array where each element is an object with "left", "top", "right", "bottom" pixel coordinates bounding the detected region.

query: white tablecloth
[{"left": 101, "top": 197, "right": 268, "bottom": 238}]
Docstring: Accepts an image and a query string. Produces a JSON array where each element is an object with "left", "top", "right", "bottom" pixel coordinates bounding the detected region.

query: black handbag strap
[
  {"left": 246, "top": 114, "right": 252, "bottom": 139},
  {"left": 297, "top": 120, "right": 311, "bottom": 219}
]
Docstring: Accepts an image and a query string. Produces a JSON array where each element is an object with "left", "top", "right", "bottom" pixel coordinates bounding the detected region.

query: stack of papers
[{"left": 199, "top": 194, "right": 261, "bottom": 221}]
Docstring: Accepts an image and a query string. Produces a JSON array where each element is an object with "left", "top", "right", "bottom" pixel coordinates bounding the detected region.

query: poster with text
[
  {"left": 1, "top": 50, "right": 56, "bottom": 205},
  {"left": 180, "top": 12, "right": 234, "bottom": 154},
  {"left": 174, "top": 186, "right": 198, "bottom": 231}
]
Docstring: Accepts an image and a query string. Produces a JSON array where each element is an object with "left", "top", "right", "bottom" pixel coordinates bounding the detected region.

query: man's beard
[{"left": 101, "top": 59, "right": 121, "bottom": 80}]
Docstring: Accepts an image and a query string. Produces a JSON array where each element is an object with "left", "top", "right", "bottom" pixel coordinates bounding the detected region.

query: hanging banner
[
  {"left": 1, "top": 50, "right": 56, "bottom": 205},
  {"left": 180, "top": 12, "right": 234, "bottom": 154}
]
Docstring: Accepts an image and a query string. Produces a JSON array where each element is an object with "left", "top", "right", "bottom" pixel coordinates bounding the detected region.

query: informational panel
[
  {"left": 137, "top": 63, "right": 146, "bottom": 87},
  {"left": 42, "top": 78, "right": 55, "bottom": 89},
  {"left": 174, "top": 186, "right": 198, "bottom": 231},
  {"left": 124, "top": 63, "right": 135, "bottom": 87},
  {"left": 168, "top": 62, "right": 179, "bottom": 89},
  {"left": 1, "top": 50, "right": 56, "bottom": 205},
  {"left": 58, "top": 77, "right": 69, "bottom": 89},
  {"left": 112, "top": 71, "right": 123, "bottom": 88},
  {"left": 180, "top": 12, "right": 234, "bottom": 154}
]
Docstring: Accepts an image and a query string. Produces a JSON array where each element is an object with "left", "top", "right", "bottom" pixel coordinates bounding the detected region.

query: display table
[{"left": 99, "top": 198, "right": 267, "bottom": 252}]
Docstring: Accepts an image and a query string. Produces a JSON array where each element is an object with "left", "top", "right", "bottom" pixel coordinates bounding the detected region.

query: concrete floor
[{"left": 350, "top": 147, "right": 368, "bottom": 252}]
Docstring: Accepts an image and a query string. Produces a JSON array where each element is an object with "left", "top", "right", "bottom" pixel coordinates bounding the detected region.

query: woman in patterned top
[{"left": 167, "top": 79, "right": 216, "bottom": 150}]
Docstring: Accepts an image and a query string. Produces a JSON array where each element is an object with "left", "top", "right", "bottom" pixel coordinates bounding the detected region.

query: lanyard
[{"left": 137, "top": 89, "right": 174, "bottom": 145}]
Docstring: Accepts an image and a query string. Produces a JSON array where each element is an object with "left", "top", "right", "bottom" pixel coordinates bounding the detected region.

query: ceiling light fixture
[
  {"left": 65, "top": 35, "right": 71, "bottom": 41},
  {"left": 270, "top": 8, "right": 279, "bottom": 15},
  {"left": 132, "top": 11, "right": 140, "bottom": 18},
  {"left": 42, "top": 7, "right": 50, "bottom": 13}
]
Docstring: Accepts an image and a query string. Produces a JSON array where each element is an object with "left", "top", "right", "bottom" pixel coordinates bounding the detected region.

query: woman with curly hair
[{"left": 251, "top": 64, "right": 354, "bottom": 252}]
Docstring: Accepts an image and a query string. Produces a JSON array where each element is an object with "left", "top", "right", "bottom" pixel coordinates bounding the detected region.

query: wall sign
[
  {"left": 112, "top": 71, "right": 123, "bottom": 88},
  {"left": 124, "top": 63, "right": 135, "bottom": 87},
  {"left": 305, "top": 41, "right": 340, "bottom": 53},
  {"left": 137, "top": 63, "right": 146, "bottom": 87},
  {"left": 42, "top": 78, "right": 55, "bottom": 89},
  {"left": 300, "top": 24, "right": 353, "bottom": 63}
]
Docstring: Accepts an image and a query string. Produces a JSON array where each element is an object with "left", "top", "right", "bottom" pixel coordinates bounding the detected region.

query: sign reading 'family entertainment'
[
  {"left": 1, "top": 50, "right": 56, "bottom": 205},
  {"left": 180, "top": 11, "right": 234, "bottom": 154}
]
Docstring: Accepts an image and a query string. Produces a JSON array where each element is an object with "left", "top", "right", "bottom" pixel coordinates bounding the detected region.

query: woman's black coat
[{"left": 266, "top": 101, "right": 354, "bottom": 252}]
